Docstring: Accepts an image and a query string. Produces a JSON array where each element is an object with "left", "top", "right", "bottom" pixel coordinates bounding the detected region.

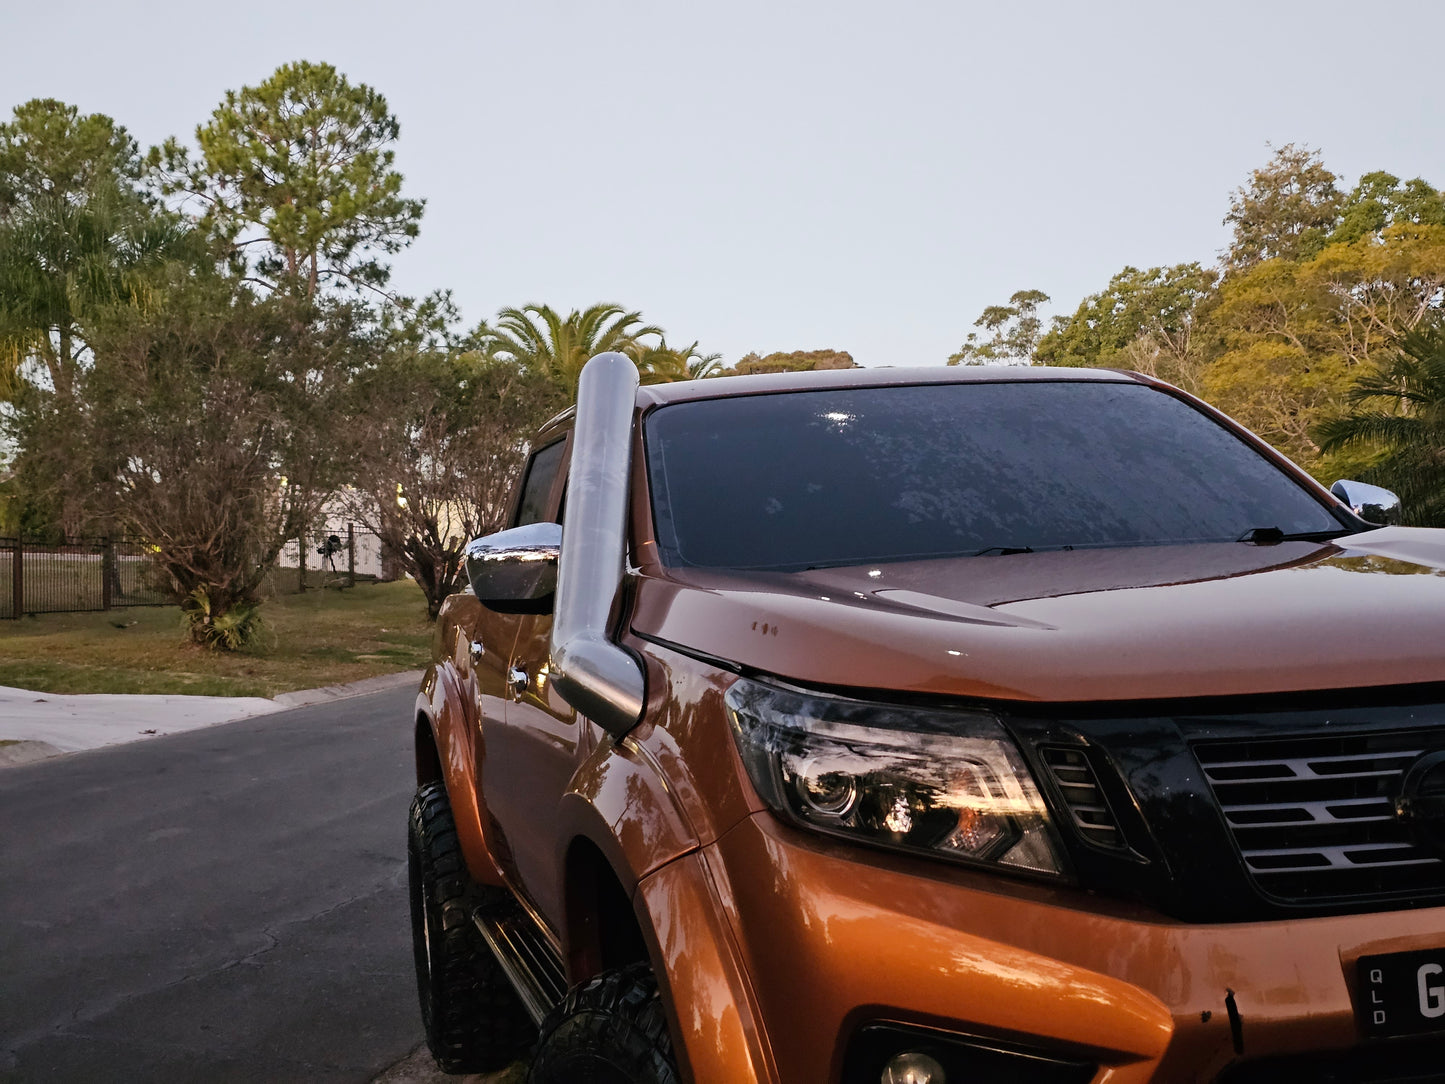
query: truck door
[{"left": 479, "top": 434, "right": 581, "bottom": 928}]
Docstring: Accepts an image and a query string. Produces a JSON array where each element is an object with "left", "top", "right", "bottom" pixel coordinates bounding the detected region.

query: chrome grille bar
[
  {"left": 1202, "top": 749, "right": 1423, "bottom": 783},
  {"left": 1241, "top": 842, "right": 1442, "bottom": 870},
  {"left": 1221, "top": 796, "right": 1394, "bottom": 828}
]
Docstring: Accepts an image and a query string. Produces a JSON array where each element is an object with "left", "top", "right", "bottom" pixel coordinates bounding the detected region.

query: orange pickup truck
[{"left": 408, "top": 355, "right": 1445, "bottom": 1083}]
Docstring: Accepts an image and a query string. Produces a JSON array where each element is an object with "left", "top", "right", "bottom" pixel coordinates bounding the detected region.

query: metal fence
[
  {"left": 0, "top": 538, "right": 173, "bottom": 620},
  {"left": 0, "top": 526, "right": 403, "bottom": 618}
]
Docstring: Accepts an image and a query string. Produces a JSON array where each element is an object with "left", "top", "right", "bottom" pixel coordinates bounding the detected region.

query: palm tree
[
  {"left": 1316, "top": 322, "right": 1445, "bottom": 526},
  {"left": 0, "top": 99, "right": 189, "bottom": 402},
  {"left": 687, "top": 352, "right": 725, "bottom": 379},
  {"left": 636, "top": 338, "right": 723, "bottom": 385},
  {"left": 0, "top": 189, "right": 187, "bottom": 401},
  {"left": 482, "top": 303, "right": 663, "bottom": 398}
]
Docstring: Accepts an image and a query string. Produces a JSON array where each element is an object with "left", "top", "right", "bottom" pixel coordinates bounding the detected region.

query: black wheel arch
[
  {"left": 415, "top": 710, "right": 443, "bottom": 787},
  {"left": 562, "top": 836, "right": 650, "bottom": 984}
]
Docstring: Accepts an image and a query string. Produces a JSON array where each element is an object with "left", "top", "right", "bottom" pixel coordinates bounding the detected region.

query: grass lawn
[{"left": 0, "top": 580, "right": 434, "bottom": 697}]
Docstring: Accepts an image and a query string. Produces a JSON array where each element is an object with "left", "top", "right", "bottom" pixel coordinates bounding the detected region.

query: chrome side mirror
[
  {"left": 1330, "top": 479, "right": 1402, "bottom": 527},
  {"left": 465, "top": 521, "right": 562, "bottom": 613}
]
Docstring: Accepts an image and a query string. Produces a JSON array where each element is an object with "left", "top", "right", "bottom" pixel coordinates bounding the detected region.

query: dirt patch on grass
[{"left": 0, "top": 741, "right": 64, "bottom": 767}]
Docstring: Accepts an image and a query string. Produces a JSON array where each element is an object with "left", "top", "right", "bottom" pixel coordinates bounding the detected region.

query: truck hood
[{"left": 629, "top": 526, "right": 1445, "bottom": 703}]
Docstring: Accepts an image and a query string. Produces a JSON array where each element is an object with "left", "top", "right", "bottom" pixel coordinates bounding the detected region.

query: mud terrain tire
[
  {"left": 526, "top": 962, "right": 679, "bottom": 1084},
  {"left": 408, "top": 781, "right": 534, "bottom": 1073}
]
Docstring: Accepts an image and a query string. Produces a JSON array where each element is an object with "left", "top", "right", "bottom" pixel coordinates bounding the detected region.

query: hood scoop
[{"left": 871, "top": 589, "right": 1057, "bottom": 630}]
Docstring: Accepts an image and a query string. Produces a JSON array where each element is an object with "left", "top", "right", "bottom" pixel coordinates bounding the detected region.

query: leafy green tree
[
  {"left": 948, "top": 289, "right": 1049, "bottom": 365},
  {"left": 479, "top": 303, "right": 662, "bottom": 398},
  {"left": 1035, "top": 264, "right": 1217, "bottom": 392},
  {"left": 1223, "top": 144, "right": 1343, "bottom": 271},
  {"left": 1315, "top": 323, "right": 1445, "bottom": 526},
  {"left": 0, "top": 99, "right": 184, "bottom": 403},
  {"left": 723, "top": 348, "right": 855, "bottom": 376},
  {"left": 0, "top": 98, "right": 144, "bottom": 210},
  {"left": 154, "top": 60, "right": 423, "bottom": 299},
  {"left": 1203, "top": 222, "right": 1445, "bottom": 468},
  {"left": 1329, "top": 172, "right": 1445, "bottom": 247}
]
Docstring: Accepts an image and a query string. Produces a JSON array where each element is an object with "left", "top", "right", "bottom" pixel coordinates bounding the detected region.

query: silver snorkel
[{"left": 549, "top": 352, "right": 647, "bottom": 737}]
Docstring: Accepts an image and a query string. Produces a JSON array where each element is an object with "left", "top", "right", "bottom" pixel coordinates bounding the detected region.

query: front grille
[{"left": 1195, "top": 730, "right": 1445, "bottom": 903}]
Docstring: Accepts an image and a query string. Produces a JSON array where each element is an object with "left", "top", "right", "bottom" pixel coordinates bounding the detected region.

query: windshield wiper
[
  {"left": 1238, "top": 526, "right": 1354, "bottom": 545},
  {"left": 971, "top": 545, "right": 1036, "bottom": 556}
]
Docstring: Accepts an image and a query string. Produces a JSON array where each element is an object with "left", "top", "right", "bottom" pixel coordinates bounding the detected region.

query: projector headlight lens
[{"left": 725, "top": 677, "right": 1066, "bottom": 877}]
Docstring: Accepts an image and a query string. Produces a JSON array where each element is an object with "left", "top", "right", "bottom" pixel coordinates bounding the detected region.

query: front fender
[
  {"left": 554, "top": 734, "right": 775, "bottom": 1082},
  {"left": 555, "top": 729, "right": 699, "bottom": 901},
  {"left": 635, "top": 849, "right": 779, "bottom": 1084}
]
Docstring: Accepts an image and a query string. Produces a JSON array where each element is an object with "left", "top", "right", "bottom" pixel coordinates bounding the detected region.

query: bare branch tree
[
  {"left": 17, "top": 272, "right": 372, "bottom": 645},
  {"left": 344, "top": 345, "right": 562, "bottom": 619}
]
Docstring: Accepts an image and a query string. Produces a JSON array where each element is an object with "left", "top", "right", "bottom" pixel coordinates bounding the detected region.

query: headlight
[{"left": 725, "top": 677, "right": 1068, "bottom": 878}]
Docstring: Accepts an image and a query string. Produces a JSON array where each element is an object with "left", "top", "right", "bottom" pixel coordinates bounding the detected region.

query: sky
[{"left": 5, "top": 0, "right": 1445, "bottom": 367}]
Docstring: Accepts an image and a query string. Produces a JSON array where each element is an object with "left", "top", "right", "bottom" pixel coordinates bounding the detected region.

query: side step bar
[{"left": 473, "top": 905, "right": 568, "bottom": 1025}]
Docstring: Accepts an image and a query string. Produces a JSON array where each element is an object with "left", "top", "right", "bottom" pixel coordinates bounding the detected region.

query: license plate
[{"left": 1357, "top": 949, "right": 1445, "bottom": 1038}]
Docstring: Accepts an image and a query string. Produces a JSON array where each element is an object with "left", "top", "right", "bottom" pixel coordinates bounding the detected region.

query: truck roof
[
  {"left": 538, "top": 364, "right": 1144, "bottom": 438},
  {"left": 636, "top": 363, "right": 1140, "bottom": 407}
]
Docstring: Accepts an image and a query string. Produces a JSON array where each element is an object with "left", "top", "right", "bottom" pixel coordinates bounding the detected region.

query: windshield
[{"left": 643, "top": 381, "right": 1345, "bottom": 571}]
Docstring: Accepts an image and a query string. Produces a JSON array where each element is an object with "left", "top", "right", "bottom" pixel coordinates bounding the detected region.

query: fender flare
[
  {"left": 554, "top": 733, "right": 699, "bottom": 901},
  {"left": 551, "top": 738, "right": 777, "bottom": 1080},
  {"left": 420, "top": 662, "right": 507, "bottom": 886}
]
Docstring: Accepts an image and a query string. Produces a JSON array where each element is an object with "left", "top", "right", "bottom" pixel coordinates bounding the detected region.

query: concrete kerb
[
  {"left": 0, "top": 669, "right": 423, "bottom": 766},
  {"left": 369, "top": 1042, "right": 524, "bottom": 1084}
]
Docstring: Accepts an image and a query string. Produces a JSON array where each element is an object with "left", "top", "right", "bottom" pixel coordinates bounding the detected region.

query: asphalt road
[{"left": 0, "top": 686, "right": 428, "bottom": 1083}]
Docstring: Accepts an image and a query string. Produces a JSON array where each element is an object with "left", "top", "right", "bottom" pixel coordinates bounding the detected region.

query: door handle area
[{"left": 507, "top": 666, "right": 528, "bottom": 696}]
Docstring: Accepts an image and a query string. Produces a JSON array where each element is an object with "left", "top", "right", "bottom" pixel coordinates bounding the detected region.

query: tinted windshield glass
[{"left": 643, "top": 381, "right": 1342, "bottom": 570}]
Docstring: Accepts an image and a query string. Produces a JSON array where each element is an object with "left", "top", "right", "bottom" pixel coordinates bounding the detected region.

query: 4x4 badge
[{"left": 1394, "top": 750, "right": 1445, "bottom": 857}]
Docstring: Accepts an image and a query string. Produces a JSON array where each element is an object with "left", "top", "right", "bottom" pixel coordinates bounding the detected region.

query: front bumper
[{"left": 685, "top": 811, "right": 1445, "bottom": 1084}]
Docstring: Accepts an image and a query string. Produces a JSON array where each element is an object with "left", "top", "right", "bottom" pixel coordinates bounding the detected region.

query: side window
[{"left": 514, "top": 439, "right": 567, "bottom": 527}]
